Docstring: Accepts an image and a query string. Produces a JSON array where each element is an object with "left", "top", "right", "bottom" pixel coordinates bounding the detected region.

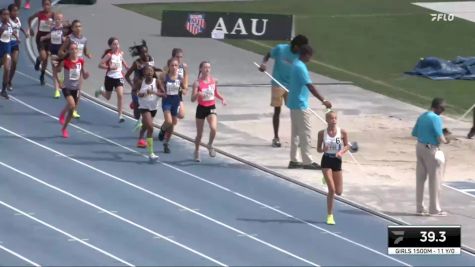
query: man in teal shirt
[
  {"left": 412, "top": 97, "right": 449, "bottom": 216},
  {"left": 287, "top": 44, "right": 332, "bottom": 169},
  {"left": 259, "top": 35, "right": 308, "bottom": 148}
]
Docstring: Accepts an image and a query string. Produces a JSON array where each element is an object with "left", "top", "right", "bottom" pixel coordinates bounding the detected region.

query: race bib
[
  {"left": 77, "top": 43, "right": 84, "bottom": 57},
  {"left": 166, "top": 80, "right": 180, "bottom": 95},
  {"left": 202, "top": 85, "right": 215, "bottom": 101},
  {"left": 39, "top": 19, "right": 52, "bottom": 32},
  {"left": 51, "top": 30, "right": 62, "bottom": 44},
  {"left": 147, "top": 60, "right": 155, "bottom": 67},
  {"left": 69, "top": 63, "right": 81, "bottom": 80}
]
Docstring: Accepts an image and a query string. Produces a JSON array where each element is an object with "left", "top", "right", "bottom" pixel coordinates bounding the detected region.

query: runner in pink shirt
[{"left": 191, "top": 61, "right": 226, "bottom": 162}]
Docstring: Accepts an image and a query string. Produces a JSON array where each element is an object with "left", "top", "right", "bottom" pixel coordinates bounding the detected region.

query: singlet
[
  {"left": 106, "top": 51, "right": 124, "bottom": 79},
  {"left": 177, "top": 63, "right": 185, "bottom": 80},
  {"left": 138, "top": 78, "right": 159, "bottom": 111},
  {"left": 68, "top": 33, "right": 87, "bottom": 58},
  {"left": 197, "top": 77, "right": 216, "bottom": 107},
  {"left": 323, "top": 127, "right": 342, "bottom": 155},
  {"left": 37, "top": 11, "right": 53, "bottom": 33},
  {"left": 50, "top": 26, "right": 64, "bottom": 45},
  {"left": 9, "top": 17, "right": 21, "bottom": 41},
  {"left": 63, "top": 57, "right": 84, "bottom": 90},
  {"left": 165, "top": 74, "right": 181, "bottom": 96},
  {"left": 0, "top": 22, "right": 13, "bottom": 43}
]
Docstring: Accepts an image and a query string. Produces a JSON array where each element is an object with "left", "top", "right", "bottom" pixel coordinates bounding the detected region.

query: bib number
[
  {"left": 69, "top": 63, "right": 81, "bottom": 80},
  {"left": 39, "top": 19, "right": 52, "bottom": 32},
  {"left": 77, "top": 43, "right": 84, "bottom": 57},
  {"left": 51, "top": 30, "right": 62, "bottom": 44},
  {"left": 203, "top": 85, "right": 215, "bottom": 101}
]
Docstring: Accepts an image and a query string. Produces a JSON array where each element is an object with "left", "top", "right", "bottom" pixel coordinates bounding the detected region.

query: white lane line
[
  {"left": 0, "top": 199, "right": 134, "bottom": 267},
  {"left": 6, "top": 88, "right": 411, "bottom": 266},
  {"left": 443, "top": 184, "right": 475, "bottom": 199},
  {"left": 0, "top": 244, "right": 41, "bottom": 267},
  {"left": 461, "top": 189, "right": 475, "bottom": 193},
  {"left": 0, "top": 160, "right": 227, "bottom": 267},
  {"left": 0, "top": 133, "right": 318, "bottom": 267}
]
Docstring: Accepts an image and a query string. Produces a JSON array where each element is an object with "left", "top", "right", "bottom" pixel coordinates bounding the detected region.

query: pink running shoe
[
  {"left": 62, "top": 128, "right": 69, "bottom": 138},
  {"left": 59, "top": 113, "right": 65, "bottom": 125},
  {"left": 24, "top": 1, "right": 31, "bottom": 9},
  {"left": 137, "top": 139, "right": 147, "bottom": 148}
]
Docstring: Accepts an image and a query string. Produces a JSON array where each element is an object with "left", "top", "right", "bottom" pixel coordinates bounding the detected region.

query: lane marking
[{"left": 0, "top": 244, "right": 41, "bottom": 267}]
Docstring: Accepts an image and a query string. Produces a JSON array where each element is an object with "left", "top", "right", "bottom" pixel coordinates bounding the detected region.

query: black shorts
[
  {"left": 179, "top": 90, "right": 183, "bottom": 101},
  {"left": 104, "top": 76, "right": 124, "bottom": 92},
  {"left": 36, "top": 32, "right": 50, "bottom": 52},
  {"left": 321, "top": 154, "right": 342, "bottom": 172},
  {"left": 62, "top": 88, "right": 79, "bottom": 103},
  {"left": 139, "top": 109, "right": 157, "bottom": 118},
  {"left": 196, "top": 105, "right": 216, "bottom": 119}
]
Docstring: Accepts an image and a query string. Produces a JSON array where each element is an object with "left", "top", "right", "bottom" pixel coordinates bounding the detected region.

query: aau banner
[{"left": 161, "top": 10, "right": 293, "bottom": 40}]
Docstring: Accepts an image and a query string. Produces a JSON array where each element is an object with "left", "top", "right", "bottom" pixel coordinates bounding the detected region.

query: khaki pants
[
  {"left": 416, "top": 142, "right": 445, "bottom": 213},
  {"left": 290, "top": 109, "right": 314, "bottom": 164}
]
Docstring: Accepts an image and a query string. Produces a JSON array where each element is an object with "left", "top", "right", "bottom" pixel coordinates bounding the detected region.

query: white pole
[
  {"left": 458, "top": 103, "right": 475, "bottom": 121},
  {"left": 253, "top": 62, "right": 365, "bottom": 171}
]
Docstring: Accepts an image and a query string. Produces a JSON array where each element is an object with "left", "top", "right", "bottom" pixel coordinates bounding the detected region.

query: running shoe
[
  {"left": 54, "top": 89, "right": 61, "bottom": 99},
  {"left": 59, "top": 113, "right": 65, "bottom": 125},
  {"left": 149, "top": 153, "right": 159, "bottom": 161},
  {"left": 416, "top": 209, "right": 429, "bottom": 216},
  {"left": 137, "top": 139, "right": 147, "bottom": 148},
  {"left": 34, "top": 57, "right": 40, "bottom": 71},
  {"left": 272, "top": 138, "right": 281, "bottom": 148},
  {"left": 119, "top": 115, "right": 125, "bottom": 123},
  {"left": 40, "top": 73, "right": 45, "bottom": 86},
  {"left": 1, "top": 90, "right": 9, "bottom": 100},
  {"left": 429, "top": 211, "right": 448, "bottom": 217},
  {"left": 95, "top": 86, "right": 105, "bottom": 98},
  {"left": 208, "top": 145, "right": 216, "bottom": 157},
  {"left": 158, "top": 129, "right": 165, "bottom": 141},
  {"left": 194, "top": 150, "right": 201, "bottom": 162},
  {"left": 133, "top": 120, "right": 142, "bottom": 132},
  {"left": 326, "top": 214, "right": 335, "bottom": 225},
  {"left": 303, "top": 162, "right": 322, "bottom": 170},
  {"left": 62, "top": 128, "right": 69, "bottom": 138},
  {"left": 7, "top": 84, "right": 13, "bottom": 92},
  {"left": 163, "top": 143, "right": 170, "bottom": 153},
  {"left": 24, "top": 1, "right": 31, "bottom": 9},
  {"left": 72, "top": 110, "right": 80, "bottom": 119}
]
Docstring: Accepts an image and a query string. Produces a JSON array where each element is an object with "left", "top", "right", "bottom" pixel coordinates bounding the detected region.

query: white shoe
[
  {"left": 208, "top": 145, "right": 216, "bottom": 157},
  {"left": 194, "top": 150, "right": 201, "bottom": 162},
  {"left": 149, "top": 153, "right": 159, "bottom": 161}
]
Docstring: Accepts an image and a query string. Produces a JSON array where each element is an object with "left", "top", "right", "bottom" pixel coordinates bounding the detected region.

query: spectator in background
[
  {"left": 468, "top": 108, "right": 475, "bottom": 139},
  {"left": 412, "top": 97, "right": 449, "bottom": 216},
  {"left": 287, "top": 44, "right": 332, "bottom": 170}
]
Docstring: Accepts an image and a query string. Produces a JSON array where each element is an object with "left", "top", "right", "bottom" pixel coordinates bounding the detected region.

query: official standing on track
[
  {"left": 287, "top": 44, "right": 332, "bottom": 170},
  {"left": 412, "top": 97, "right": 449, "bottom": 216},
  {"left": 258, "top": 35, "right": 309, "bottom": 148}
]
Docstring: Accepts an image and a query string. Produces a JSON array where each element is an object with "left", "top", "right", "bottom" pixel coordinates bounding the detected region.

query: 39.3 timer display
[{"left": 387, "top": 226, "right": 461, "bottom": 255}]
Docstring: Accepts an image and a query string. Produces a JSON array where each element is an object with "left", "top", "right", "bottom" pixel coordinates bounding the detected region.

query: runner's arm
[
  {"left": 316, "top": 130, "right": 325, "bottom": 153},
  {"left": 98, "top": 54, "right": 112, "bottom": 69},
  {"left": 124, "top": 61, "right": 137, "bottom": 87},
  {"left": 337, "top": 129, "right": 351, "bottom": 158},
  {"left": 190, "top": 81, "right": 200, "bottom": 102}
]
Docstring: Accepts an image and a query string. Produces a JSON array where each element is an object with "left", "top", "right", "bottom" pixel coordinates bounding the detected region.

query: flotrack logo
[{"left": 430, "top": 13, "right": 455, "bottom": 22}]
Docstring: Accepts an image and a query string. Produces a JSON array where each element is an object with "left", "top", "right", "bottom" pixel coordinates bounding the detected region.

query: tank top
[
  {"left": 50, "top": 26, "right": 64, "bottom": 45},
  {"left": 68, "top": 34, "right": 87, "bottom": 58},
  {"left": 0, "top": 22, "right": 13, "bottom": 43},
  {"left": 9, "top": 17, "right": 21, "bottom": 41},
  {"left": 106, "top": 51, "right": 123, "bottom": 79},
  {"left": 138, "top": 78, "right": 159, "bottom": 111},
  {"left": 323, "top": 127, "right": 342, "bottom": 155},
  {"left": 165, "top": 74, "right": 181, "bottom": 96},
  {"left": 63, "top": 57, "right": 84, "bottom": 90},
  {"left": 197, "top": 77, "right": 216, "bottom": 107},
  {"left": 37, "top": 11, "right": 53, "bottom": 33}
]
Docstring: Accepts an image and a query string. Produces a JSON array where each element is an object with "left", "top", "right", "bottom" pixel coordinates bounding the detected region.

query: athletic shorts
[
  {"left": 179, "top": 90, "right": 183, "bottom": 101},
  {"left": 36, "top": 32, "right": 50, "bottom": 51},
  {"left": 62, "top": 88, "right": 79, "bottom": 103},
  {"left": 321, "top": 154, "right": 342, "bottom": 172},
  {"left": 50, "top": 44, "right": 61, "bottom": 55},
  {"left": 270, "top": 86, "right": 288, "bottom": 107},
  {"left": 104, "top": 76, "right": 124, "bottom": 92},
  {"left": 0, "top": 41, "right": 11, "bottom": 58},
  {"left": 139, "top": 109, "right": 157, "bottom": 118},
  {"left": 10, "top": 40, "right": 19, "bottom": 52},
  {"left": 196, "top": 104, "right": 217, "bottom": 119},
  {"left": 162, "top": 95, "right": 180, "bottom": 117}
]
